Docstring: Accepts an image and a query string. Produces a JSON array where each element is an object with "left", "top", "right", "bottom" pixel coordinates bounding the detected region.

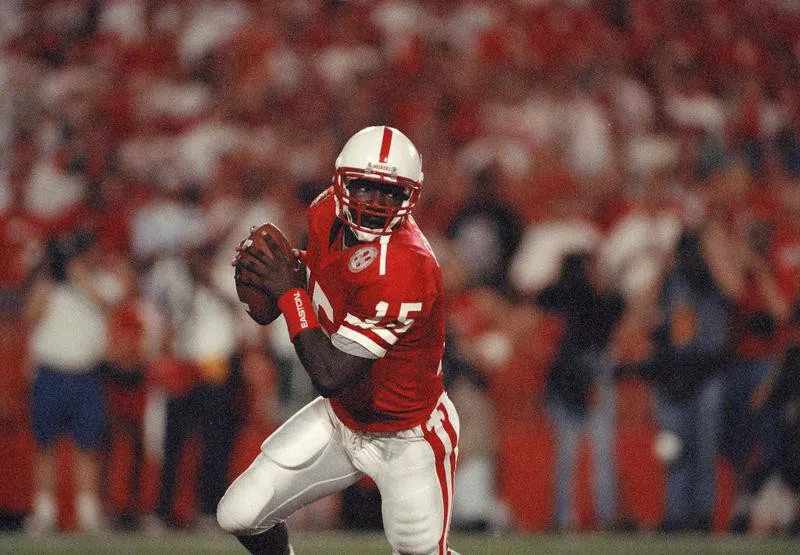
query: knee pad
[
  {"left": 217, "top": 418, "right": 338, "bottom": 535},
  {"left": 386, "top": 512, "right": 442, "bottom": 555},
  {"left": 216, "top": 455, "right": 278, "bottom": 534},
  {"left": 218, "top": 398, "right": 340, "bottom": 535}
]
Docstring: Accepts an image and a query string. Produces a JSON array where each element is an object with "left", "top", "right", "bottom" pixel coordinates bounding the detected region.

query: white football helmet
[{"left": 333, "top": 126, "right": 423, "bottom": 241}]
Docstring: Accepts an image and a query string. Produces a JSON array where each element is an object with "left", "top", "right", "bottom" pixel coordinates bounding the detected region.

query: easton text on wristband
[{"left": 293, "top": 290, "right": 308, "bottom": 329}]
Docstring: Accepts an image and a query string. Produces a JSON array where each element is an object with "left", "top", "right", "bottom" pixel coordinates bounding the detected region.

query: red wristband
[{"left": 278, "top": 288, "right": 320, "bottom": 342}]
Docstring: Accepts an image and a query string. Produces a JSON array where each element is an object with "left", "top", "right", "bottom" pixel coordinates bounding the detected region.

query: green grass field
[{"left": 0, "top": 531, "right": 798, "bottom": 554}]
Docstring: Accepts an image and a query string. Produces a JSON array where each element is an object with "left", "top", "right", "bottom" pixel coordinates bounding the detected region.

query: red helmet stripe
[{"left": 378, "top": 127, "right": 393, "bottom": 163}]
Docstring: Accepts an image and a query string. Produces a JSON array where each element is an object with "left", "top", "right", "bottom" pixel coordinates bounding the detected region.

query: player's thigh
[
  {"left": 217, "top": 397, "right": 361, "bottom": 534},
  {"left": 379, "top": 440, "right": 458, "bottom": 553}
]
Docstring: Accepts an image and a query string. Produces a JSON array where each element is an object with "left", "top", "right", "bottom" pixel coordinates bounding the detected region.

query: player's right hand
[{"left": 236, "top": 234, "right": 306, "bottom": 299}]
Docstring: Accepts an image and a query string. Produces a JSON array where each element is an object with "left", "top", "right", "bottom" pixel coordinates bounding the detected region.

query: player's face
[{"left": 346, "top": 179, "right": 408, "bottom": 229}]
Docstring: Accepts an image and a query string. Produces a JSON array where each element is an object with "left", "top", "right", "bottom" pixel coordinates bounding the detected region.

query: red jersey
[
  {"left": 772, "top": 219, "right": 800, "bottom": 345},
  {"left": 0, "top": 209, "right": 45, "bottom": 290},
  {"left": 305, "top": 188, "right": 445, "bottom": 432}
]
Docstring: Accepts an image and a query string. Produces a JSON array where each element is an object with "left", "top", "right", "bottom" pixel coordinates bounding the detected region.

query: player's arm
[
  {"left": 291, "top": 328, "right": 373, "bottom": 397},
  {"left": 236, "top": 235, "right": 372, "bottom": 397}
]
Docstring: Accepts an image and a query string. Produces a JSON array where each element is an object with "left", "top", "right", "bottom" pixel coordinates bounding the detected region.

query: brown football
[{"left": 235, "top": 223, "right": 293, "bottom": 325}]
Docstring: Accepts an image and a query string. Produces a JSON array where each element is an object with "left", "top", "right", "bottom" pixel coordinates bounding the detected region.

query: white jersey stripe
[
  {"left": 379, "top": 235, "right": 389, "bottom": 275},
  {"left": 342, "top": 313, "right": 401, "bottom": 345},
  {"left": 372, "top": 327, "right": 399, "bottom": 345},
  {"left": 335, "top": 325, "right": 387, "bottom": 357},
  {"left": 331, "top": 332, "right": 380, "bottom": 359}
]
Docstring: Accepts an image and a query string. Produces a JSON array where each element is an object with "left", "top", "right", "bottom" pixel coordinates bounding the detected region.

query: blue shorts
[{"left": 30, "top": 366, "right": 106, "bottom": 450}]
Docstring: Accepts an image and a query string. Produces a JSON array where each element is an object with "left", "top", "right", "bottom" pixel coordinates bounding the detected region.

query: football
[{"left": 235, "top": 222, "right": 293, "bottom": 325}]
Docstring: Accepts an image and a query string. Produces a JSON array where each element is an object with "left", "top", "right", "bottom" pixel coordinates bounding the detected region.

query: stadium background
[{"left": 1, "top": 0, "right": 800, "bottom": 551}]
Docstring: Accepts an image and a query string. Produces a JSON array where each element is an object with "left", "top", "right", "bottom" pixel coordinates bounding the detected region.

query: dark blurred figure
[
  {"left": 446, "top": 165, "right": 522, "bottom": 294},
  {"left": 646, "top": 222, "right": 740, "bottom": 533},
  {"left": 723, "top": 219, "right": 790, "bottom": 533},
  {"left": 535, "top": 251, "right": 625, "bottom": 531},
  {"left": 750, "top": 340, "right": 800, "bottom": 535},
  {"left": 144, "top": 244, "right": 244, "bottom": 534}
]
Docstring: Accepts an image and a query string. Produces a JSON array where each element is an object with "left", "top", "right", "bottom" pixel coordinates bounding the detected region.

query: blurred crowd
[{"left": 2, "top": 0, "right": 800, "bottom": 538}]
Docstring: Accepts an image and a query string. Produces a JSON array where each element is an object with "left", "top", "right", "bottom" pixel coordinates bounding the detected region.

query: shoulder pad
[{"left": 310, "top": 186, "right": 333, "bottom": 208}]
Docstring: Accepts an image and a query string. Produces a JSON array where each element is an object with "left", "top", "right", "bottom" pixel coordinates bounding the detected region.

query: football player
[{"left": 218, "top": 126, "right": 460, "bottom": 555}]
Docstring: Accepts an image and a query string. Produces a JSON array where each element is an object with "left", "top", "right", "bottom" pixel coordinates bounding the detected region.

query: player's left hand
[{"left": 235, "top": 235, "right": 306, "bottom": 299}]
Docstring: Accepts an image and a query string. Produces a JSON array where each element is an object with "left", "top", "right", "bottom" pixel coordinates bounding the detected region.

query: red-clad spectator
[
  {"left": 98, "top": 285, "right": 148, "bottom": 531},
  {"left": 0, "top": 137, "right": 46, "bottom": 531}
]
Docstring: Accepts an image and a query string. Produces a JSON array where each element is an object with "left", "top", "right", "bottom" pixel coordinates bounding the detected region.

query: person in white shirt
[{"left": 25, "top": 230, "right": 120, "bottom": 534}]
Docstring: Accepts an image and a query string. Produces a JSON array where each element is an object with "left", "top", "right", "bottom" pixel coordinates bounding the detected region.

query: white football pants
[{"left": 217, "top": 394, "right": 460, "bottom": 555}]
